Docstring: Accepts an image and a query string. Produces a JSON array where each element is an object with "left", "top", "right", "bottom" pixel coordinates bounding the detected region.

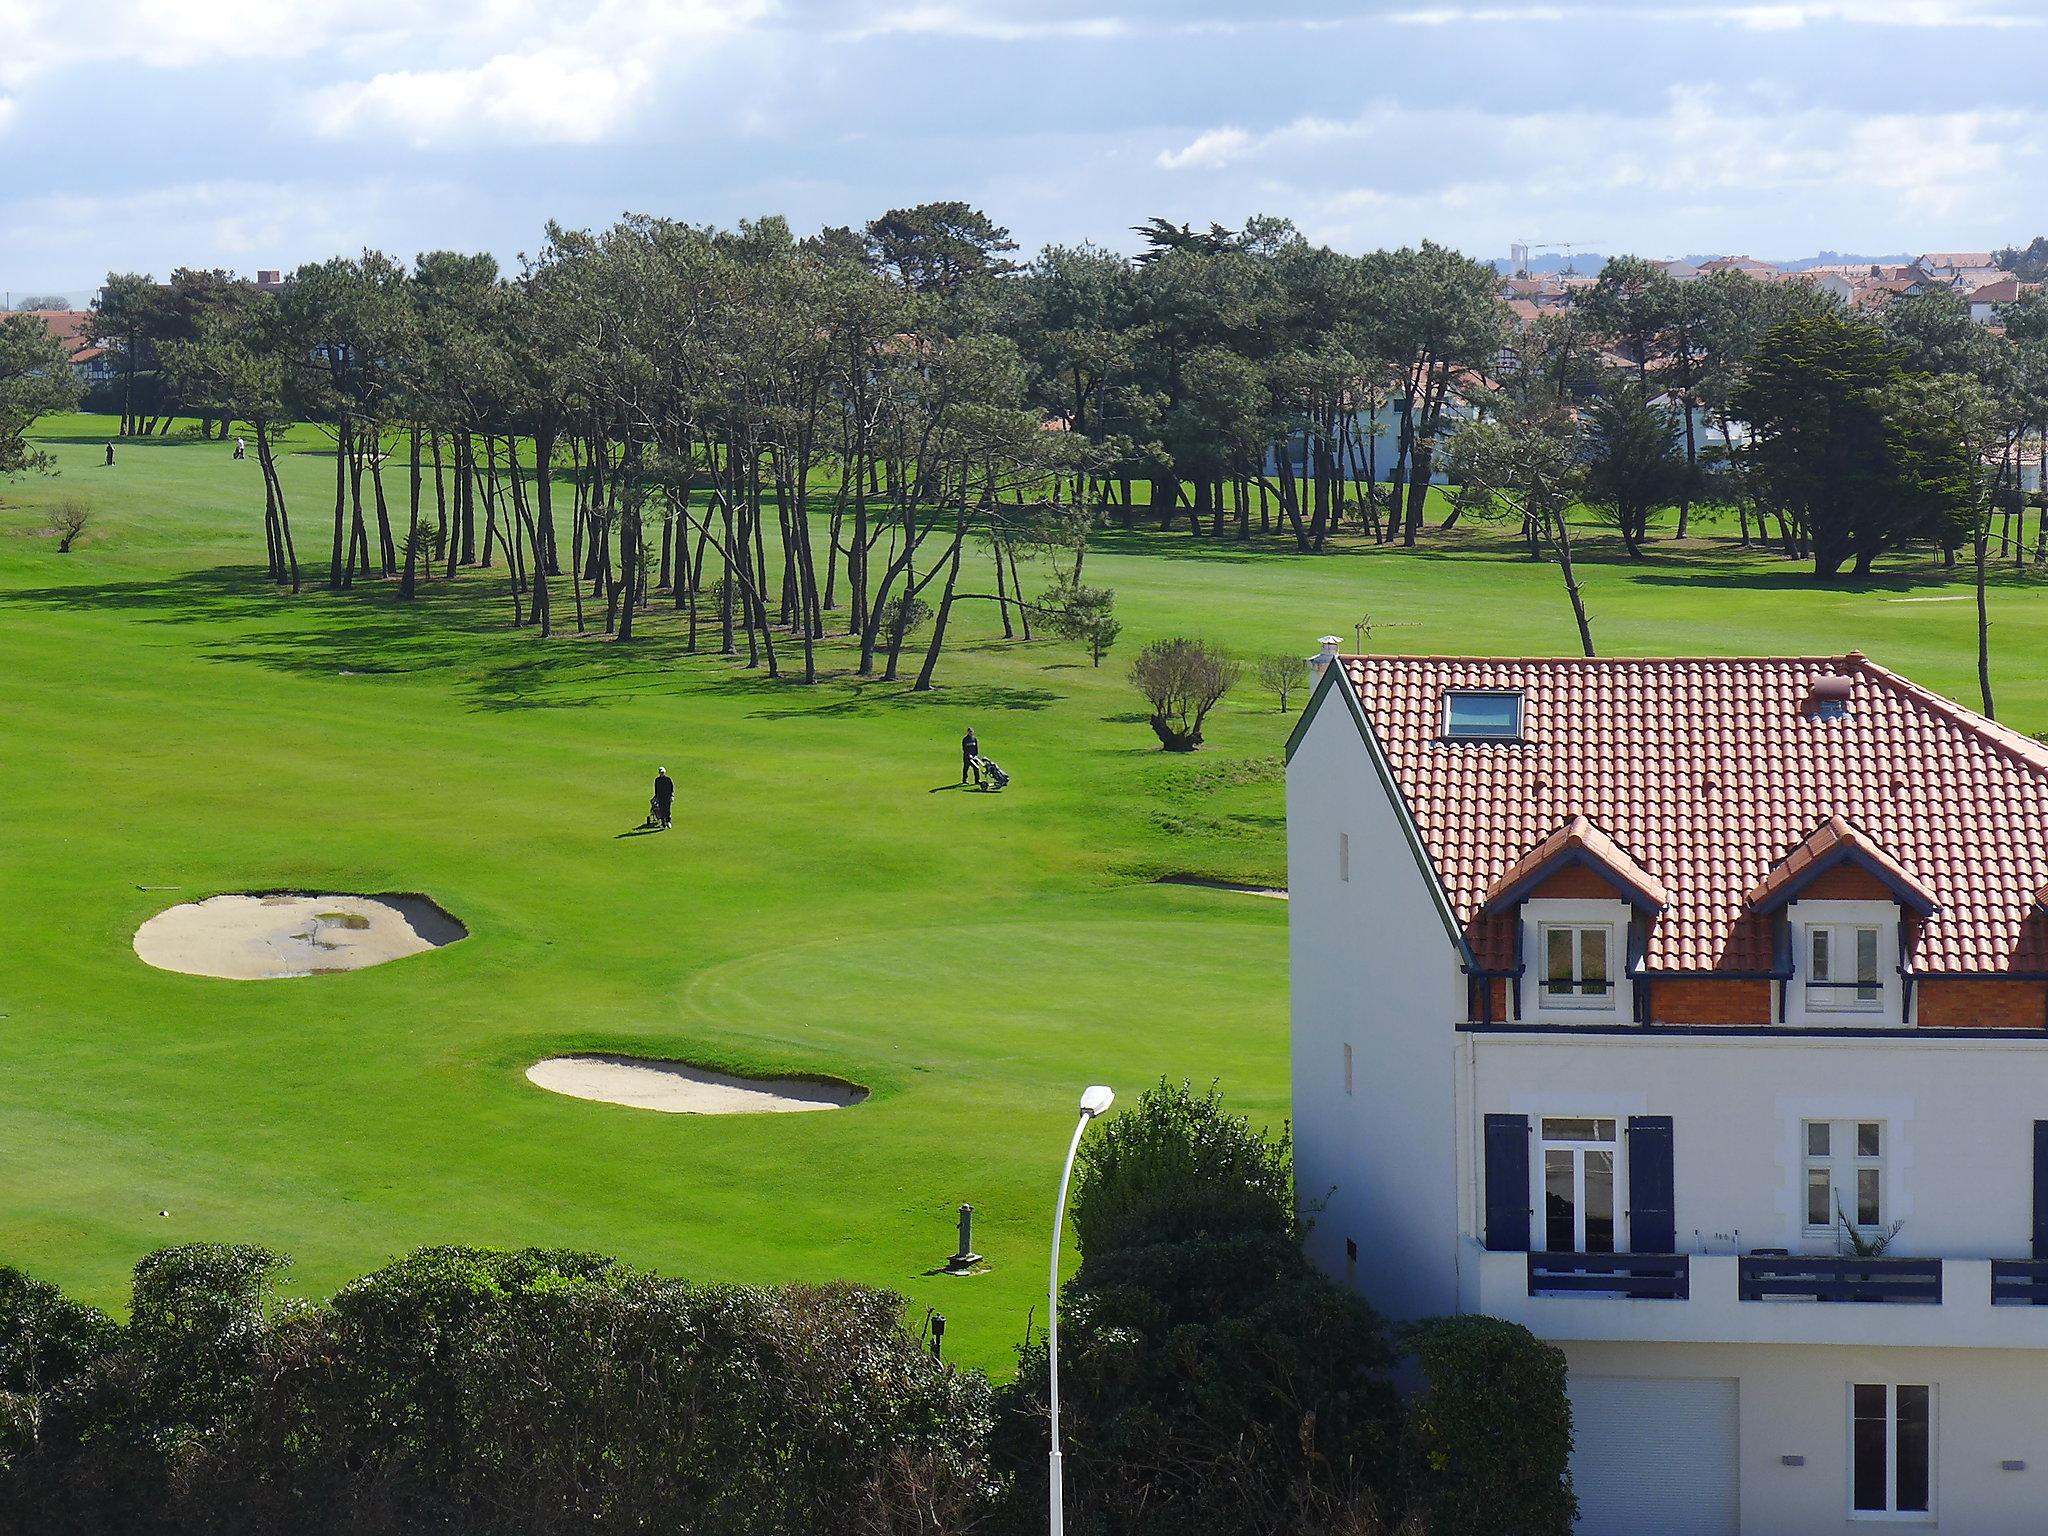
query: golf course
[{"left": 5, "top": 413, "right": 2047, "bottom": 1375}]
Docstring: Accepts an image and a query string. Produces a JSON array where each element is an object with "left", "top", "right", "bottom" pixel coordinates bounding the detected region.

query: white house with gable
[{"left": 1287, "top": 647, "right": 2048, "bottom": 1536}]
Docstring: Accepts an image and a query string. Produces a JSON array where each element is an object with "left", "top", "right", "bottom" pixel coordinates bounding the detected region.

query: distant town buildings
[{"left": 1496, "top": 248, "right": 2039, "bottom": 335}]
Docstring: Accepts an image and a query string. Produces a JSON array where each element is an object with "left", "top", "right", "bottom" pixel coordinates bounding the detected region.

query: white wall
[
  {"left": 1288, "top": 681, "right": 1466, "bottom": 1320},
  {"left": 1465, "top": 1032, "right": 2048, "bottom": 1259},
  {"left": 1566, "top": 1339, "right": 2048, "bottom": 1536}
]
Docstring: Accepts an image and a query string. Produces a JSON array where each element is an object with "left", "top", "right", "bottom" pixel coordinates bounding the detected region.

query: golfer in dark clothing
[
  {"left": 104, "top": 442, "right": 115, "bottom": 466},
  {"left": 652, "top": 767, "right": 675, "bottom": 830},
  {"left": 961, "top": 729, "right": 980, "bottom": 786}
]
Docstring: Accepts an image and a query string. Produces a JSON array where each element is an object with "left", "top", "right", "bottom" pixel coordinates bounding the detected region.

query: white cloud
[
  {"left": 1146, "top": 86, "right": 2044, "bottom": 255},
  {"left": 0, "top": 176, "right": 453, "bottom": 285},
  {"left": 1155, "top": 127, "right": 1253, "bottom": 171},
  {"left": 300, "top": 0, "right": 772, "bottom": 147},
  {"left": 309, "top": 49, "right": 654, "bottom": 147},
  {"left": 1389, "top": 1, "right": 2042, "bottom": 25},
  {"left": 847, "top": 5, "right": 1130, "bottom": 39}
]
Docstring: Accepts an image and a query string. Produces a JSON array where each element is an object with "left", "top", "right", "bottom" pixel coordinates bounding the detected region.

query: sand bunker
[
  {"left": 134, "top": 893, "right": 466, "bottom": 980},
  {"left": 526, "top": 1054, "right": 868, "bottom": 1115}
]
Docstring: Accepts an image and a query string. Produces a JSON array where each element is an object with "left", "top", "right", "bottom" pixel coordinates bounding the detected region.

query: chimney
[{"left": 1307, "top": 635, "right": 1342, "bottom": 689}]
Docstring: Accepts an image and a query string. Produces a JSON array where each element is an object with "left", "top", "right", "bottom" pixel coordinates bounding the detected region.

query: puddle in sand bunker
[{"left": 133, "top": 893, "right": 467, "bottom": 979}]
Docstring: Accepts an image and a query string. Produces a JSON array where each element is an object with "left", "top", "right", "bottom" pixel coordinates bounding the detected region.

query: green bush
[
  {"left": 994, "top": 1082, "right": 1402, "bottom": 1536},
  {"left": 0, "top": 1244, "right": 994, "bottom": 1536},
  {"left": 1404, "top": 1315, "right": 1575, "bottom": 1536},
  {"left": 1070, "top": 1078, "right": 1296, "bottom": 1256},
  {"left": 0, "top": 1266, "right": 118, "bottom": 1397}
]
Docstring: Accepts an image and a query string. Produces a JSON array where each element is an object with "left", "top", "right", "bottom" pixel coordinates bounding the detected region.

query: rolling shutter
[
  {"left": 1484, "top": 1113, "right": 1531, "bottom": 1252},
  {"left": 1569, "top": 1376, "right": 1738, "bottom": 1536},
  {"left": 1628, "top": 1116, "right": 1676, "bottom": 1253}
]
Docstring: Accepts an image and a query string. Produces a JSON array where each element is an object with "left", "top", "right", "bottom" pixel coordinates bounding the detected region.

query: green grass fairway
[{"left": 4, "top": 414, "right": 2047, "bottom": 1372}]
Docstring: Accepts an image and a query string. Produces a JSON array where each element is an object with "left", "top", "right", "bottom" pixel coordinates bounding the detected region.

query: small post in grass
[{"left": 947, "top": 1203, "right": 981, "bottom": 1272}]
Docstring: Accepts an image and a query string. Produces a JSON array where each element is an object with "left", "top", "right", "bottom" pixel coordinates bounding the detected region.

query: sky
[{"left": 2, "top": 0, "right": 2045, "bottom": 301}]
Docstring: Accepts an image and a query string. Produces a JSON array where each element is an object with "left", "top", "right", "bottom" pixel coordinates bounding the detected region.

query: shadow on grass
[{"left": 1, "top": 563, "right": 1061, "bottom": 717}]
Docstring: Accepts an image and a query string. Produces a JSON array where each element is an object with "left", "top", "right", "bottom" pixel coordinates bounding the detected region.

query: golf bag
[{"left": 976, "top": 756, "right": 1010, "bottom": 790}]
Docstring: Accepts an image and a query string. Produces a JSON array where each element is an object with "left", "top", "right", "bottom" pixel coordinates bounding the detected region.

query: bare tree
[
  {"left": 1253, "top": 654, "right": 1303, "bottom": 710},
  {"left": 50, "top": 496, "right": 89, "bottom": 553},
  {"left": 1130, "top": 638, "right": 1240, "bottom": 750},
  {"left": 1446, "top": 392, "right": 1596, "bottom": 657}
]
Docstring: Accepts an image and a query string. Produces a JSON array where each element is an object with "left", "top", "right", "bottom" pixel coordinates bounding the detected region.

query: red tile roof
[
  {"left": 1744, "top": 813, "right": 1936, "bottom": 916},
  {"left": 1338, "top": 653, "right": 2048, "bottom": 975},
  {"left": 0, "top": 308, "right": 106, "bottom": 364},
  {"left": 1482, "top": 813, "right": 1671, "bottom": 913}
]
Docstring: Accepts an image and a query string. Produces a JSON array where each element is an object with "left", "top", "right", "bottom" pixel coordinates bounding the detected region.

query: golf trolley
[{"left": 974, "top": 755, "right": 1010, "bottom": 791}]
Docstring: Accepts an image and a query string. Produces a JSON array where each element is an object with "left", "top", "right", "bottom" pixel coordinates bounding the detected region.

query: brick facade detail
[
  {"left": 1917, "top": 978, "right": 2048, "bottom": 1029},
  {"left": 1650, "top": 977, "right": 1773, "bottom": 1026}
]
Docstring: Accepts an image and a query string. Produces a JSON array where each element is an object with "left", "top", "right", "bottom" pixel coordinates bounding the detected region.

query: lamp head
[{"left": 1078, "top": 1085, "right": 1115, "bottom": 1119}]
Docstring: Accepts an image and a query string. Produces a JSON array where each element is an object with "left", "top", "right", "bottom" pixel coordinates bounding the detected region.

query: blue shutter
[
  {"left": 2034, "top": 1122, "right": 2048, "bottom": 1262},
  {"left": 1484, "top": 1114, "right": 1531, "bottom": 1252},
  {"left": 1628, "top": 1116, "right": 1676, "bottom": 1253}
]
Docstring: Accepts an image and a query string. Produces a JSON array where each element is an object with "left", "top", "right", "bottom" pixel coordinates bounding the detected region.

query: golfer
[
  {"left": 652, "top": 767, "right": 675, "bottom": 830},
  {"left": 233, "top": 437, "right": 247, "bottom": 460},
  {"left": 961, "top": 727, "right": 980, "bottom": 786}
]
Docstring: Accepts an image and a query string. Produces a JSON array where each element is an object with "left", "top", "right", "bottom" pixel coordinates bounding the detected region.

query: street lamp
[{"left": 1049, "top": 1084, "right": 1114, "bottom": 1536}]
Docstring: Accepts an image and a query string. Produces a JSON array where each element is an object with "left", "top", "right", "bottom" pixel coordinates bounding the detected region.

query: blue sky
[{"left": 2, "top": 0, "right": 2044, "bottom": 300}]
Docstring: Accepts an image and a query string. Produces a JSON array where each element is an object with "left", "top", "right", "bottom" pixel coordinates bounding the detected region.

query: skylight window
[{"left": 1444, "top": 690, "right": 1523, "bottom": 741}]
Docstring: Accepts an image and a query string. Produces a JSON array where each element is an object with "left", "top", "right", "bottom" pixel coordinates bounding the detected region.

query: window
[
  {"left": 1338, "top": 831, "right": 1350, "bottom": 882},
  {"left": 1807, "top": 924, "right": 1882, "bottom": 1012},
  {"left": 1342, "top": 1042, "right": 1353, "bottom": 1095},
  {"left": 1806, "top": 1120, "right": 1885, "bottom": 1237},
  {"left": 1852, "top": 1383, "right": 1931, "bottom": 1517},
  {"left": 1540, "top": 1117, "right": 1617, "bottom": 1253},
  {"left": 1540, "top": 923, "right": 1615, "bottom": 1009},
  {"left": 1443, "top": 690, "right": 1522, "bottom": 740}
]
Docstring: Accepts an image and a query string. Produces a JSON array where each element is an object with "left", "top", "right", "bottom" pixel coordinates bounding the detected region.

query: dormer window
[
  {"left": 1444, "top": 690, "right": 1522, "bottom": 740},
  {"left": 1805, "top": 922, "right": 1881, "bottom": 1012},
  {"left": 1787, "top": 900, "right": 1902, "bottom": 1025},
  {"left": 1541, "top": 921, "right": 1614, "bottom": 1008}
]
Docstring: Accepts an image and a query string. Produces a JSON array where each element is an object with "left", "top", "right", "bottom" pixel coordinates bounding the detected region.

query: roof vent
[{"left": 1803, "top": 676, "right": 1853, "bottom": 719}]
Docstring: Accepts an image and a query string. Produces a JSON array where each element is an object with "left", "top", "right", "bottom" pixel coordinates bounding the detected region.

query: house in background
[
  {"left": 0, "top": 308, "right": 114, "bottom": 387},
  {"left": 1288, "top": 649, "right": 2048, "bottom": 1535}
]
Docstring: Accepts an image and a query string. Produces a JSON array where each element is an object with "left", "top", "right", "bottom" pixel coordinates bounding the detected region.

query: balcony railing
[
  {"left": 1737, "top": 1253, "right": 1942, "bottom": 1304},
  {"left": 1527, "top": 1251, "right": 1689, "bottom": 1299},
  {"left": 1991, "top": 1259, "right": 2048, "bottom": 1306}
]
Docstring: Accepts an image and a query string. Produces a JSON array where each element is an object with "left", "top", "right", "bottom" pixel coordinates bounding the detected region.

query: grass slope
[{"left": 2, "top": 414, "right": 2044, "bottom": 1372}]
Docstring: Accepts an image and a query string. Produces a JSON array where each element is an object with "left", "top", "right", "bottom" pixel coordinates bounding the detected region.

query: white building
[{"left": 1287, "top": 650, "right": 2048, "bottom": 1536}]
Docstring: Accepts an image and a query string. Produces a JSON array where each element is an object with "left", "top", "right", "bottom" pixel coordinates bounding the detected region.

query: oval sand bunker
[
  {"left": 527, "top": 1055, "right": 867, "bottom": 1115},
  {"left": 134, "top": 893, "right": 466, "bottom": 980}
]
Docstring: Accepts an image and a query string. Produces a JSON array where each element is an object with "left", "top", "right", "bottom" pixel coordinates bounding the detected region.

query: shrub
[
  {"left": 0, "top": 1266, "right": 118, "bottom": 1398},
  {"left": 881, "top": 594, "right": 932, "bottom": 638},
  {"left": 1072, "top": 1079, "right": 1295, "bottom": 1256},
  {"left": 992, "top": 1082, "right": 1401, "bottom": 1536},
  {"left": 1403, "top": 1315, "right": 1576, "bottom": 1536},
  {"left": 1254, "top": 653, "right": 1304, "bottom": 710},
  {"left": 1129, "top": 637, "right": 1239, "bottom": 750},
  {"left": 0, "top": 1243, "right": 992, "bottom": 1536},
  {"left": 1039, "top": 575, "right": 1122, "bottom": 666},
  {"left": 50, "top": 497, "right": 89, "bottom": 553}
]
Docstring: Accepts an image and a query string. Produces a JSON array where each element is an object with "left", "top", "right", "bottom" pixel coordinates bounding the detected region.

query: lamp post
[{"left": 1049, "top": 1084, "right": 1114, "bottom": 1536}]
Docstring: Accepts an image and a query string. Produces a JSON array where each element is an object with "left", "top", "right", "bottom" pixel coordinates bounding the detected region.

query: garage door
[{"left": 1569, "top": 1375, "right": 1738, "bottom": 1536}]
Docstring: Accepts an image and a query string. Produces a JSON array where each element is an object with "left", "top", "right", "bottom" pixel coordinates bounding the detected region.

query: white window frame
[
  {"left": 1536, "top": 1115, "right": 1625, "bottom": 1255},
  {"left": 1520, "top": 898, "right": 1631, "bottom": 1024},
  {"left": 1803, "top": 1119, "right": 1888, "bottom": 1245},
  {"left": 1788, "top": 900, "right": 1904, "bottom": 1027},
  {"left": 1848, "top": 1382, "right": 1934, "bottom": 1521},
  {"left": 1441, "top": 689, "right": 1523, "bottom": 741}
]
